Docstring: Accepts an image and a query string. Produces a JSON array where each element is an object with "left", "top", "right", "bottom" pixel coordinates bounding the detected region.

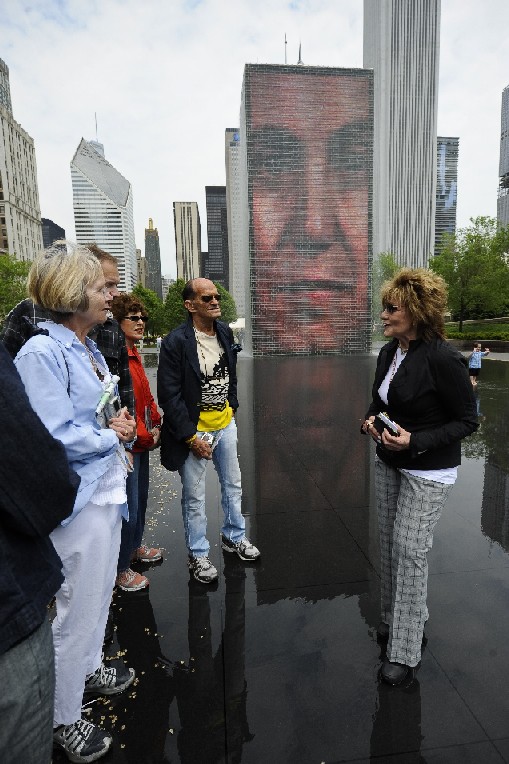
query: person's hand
[
  {"left": 190, "top": 436, "right": 213, "bottom": 460},
  {"left": 362, "top": 416, "right": 380, "bottom": 443},
  {"left": 109, "top": 407, "right": 137, "bottom": 443},
  {"left": 149, "top": 427, "right": 161, "bottom": 450},
  {"left": 381, "top": 425, "right": 411, "bottom": 451}
]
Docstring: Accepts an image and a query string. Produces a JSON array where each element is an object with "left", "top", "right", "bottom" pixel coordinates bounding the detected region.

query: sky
[{"left": 3, "top": 0, "right": 509, "bottom": 278}]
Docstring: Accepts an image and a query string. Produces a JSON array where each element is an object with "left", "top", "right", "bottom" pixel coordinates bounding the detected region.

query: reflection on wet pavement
[{"left": 52, "top": 356, "right": 509, "bottom": 763}]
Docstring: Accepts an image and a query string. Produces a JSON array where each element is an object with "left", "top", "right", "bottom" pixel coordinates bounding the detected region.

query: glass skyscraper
[
  {"left": 204, "top": 186, "right": 229, "bottom": 289},
  {"left": 144, "top": 218, "right": 162, "bottom": 298},
  {"left": 70, "top": 138, "right": 137, "bottom": 291},
  {"left": 434, "top": 137, "right": 458, "bottom": 255}
]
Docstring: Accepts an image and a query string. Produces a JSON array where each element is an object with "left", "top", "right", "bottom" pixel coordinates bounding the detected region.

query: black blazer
[
  {"left": 366, "top": 337, "right": 478, "bottom": 470},
  {"left": 157, "top": 317, "right": 239, "bottom": 471}
]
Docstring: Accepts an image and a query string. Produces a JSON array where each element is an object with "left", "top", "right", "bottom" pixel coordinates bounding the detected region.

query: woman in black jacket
[{"left": 362, "top": 268, "right": 478, "bottom": 686}]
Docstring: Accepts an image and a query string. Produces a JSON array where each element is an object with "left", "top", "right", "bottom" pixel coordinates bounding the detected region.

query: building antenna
[
  {"left": 95, "top": 112, "right": 98, "bottom": 140},
  {"left": 297, "top": 42, "right": 303, "bottom": 65},
  {"left": 285, "top": 33, "right": 287, "bottom": 64}
]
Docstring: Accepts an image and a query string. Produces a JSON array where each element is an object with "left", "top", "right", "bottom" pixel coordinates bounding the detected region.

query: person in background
[
  {"left": 0, "top": 343, "right": 80, "bottom": 764},
  {"left": 111, "top": 294, "right": 163, "bottom": 592},
  {"left": 362, "top": 268, "right": 477, "bottom": 686},
  {"left": 14, "top": 243, "right": 137, "bottom": 763},
  {"left": 158, "top": 278, "right": 260, "bottom": 585},
  {"left": 468, "top": 342, "right": 490, "bottom": 387}
]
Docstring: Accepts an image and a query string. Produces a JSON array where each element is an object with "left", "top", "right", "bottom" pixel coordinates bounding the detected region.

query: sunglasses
[
  {"left": 382, "top": 304, "right": 401, "bottom": 314},
  {"left": 200, "top": 294, "right": 222, "bottom": 303},
  {"left": 125, "top": 315, "right": 149, "bottom": 323}
]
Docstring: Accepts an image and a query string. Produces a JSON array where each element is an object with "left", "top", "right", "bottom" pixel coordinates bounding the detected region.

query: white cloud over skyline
[{"left": 3, "top": 0, "right": 509, "bottom": 276}]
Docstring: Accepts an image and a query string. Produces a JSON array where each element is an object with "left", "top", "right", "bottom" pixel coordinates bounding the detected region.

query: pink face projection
[{"left": 244, "top": 65, "right": 373, "bottom": 355}]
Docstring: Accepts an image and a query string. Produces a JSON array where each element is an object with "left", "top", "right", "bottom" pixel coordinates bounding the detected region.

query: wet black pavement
[{"left": 54, "top": 354, "right": 509, "bottom": 763}]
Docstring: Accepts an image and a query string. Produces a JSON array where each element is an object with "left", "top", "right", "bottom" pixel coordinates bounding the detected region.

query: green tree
[
  {"left": 163, "top": 279, "right": 238, "bottom": 333},
  {"left": 430, "top": 217, "right": 509, "bottom": 331},
  {"left": 132, "top": 284, "right": 165, "bottom": 337},
  {"left": 372, "top": 251, "right": 399, "bottom": 322},
  {"left": 0, "top": 253, "right": 30, "bottom": 323}
]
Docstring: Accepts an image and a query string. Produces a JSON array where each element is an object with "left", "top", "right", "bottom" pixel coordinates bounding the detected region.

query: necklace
[
  {"left": 194, "top": 327, "right": 217, "bottom": 377},
  {"left": 389, "top": 346, "right": 407, "bottom": 382},
  {"left": 86, "top": 346, "right": 105, "bottom": 381}
]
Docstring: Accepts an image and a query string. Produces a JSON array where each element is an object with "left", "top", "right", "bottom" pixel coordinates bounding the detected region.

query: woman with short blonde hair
[
  {"left": 362, "top": 268, "right": 478, "bottom": 686},
  {"left": 15, "top": 243, "right": 137, "bottom": 763}
]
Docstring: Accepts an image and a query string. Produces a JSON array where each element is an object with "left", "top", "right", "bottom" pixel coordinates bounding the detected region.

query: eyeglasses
[
  {"left": 200, "top": 294, "right": 222, "bottom": 303},
  {"left": 125, "top": 315, "right": 148, "bottom": 323},
  {"left": 382, "top": 304, "right": 401, "bottom": 314}
]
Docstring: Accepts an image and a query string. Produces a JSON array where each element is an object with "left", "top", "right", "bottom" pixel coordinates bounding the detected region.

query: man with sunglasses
[{"left": 158, "top": 278, "right": 260, "bottom": 584}]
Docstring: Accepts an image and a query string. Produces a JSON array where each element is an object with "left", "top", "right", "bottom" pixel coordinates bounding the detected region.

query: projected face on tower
[{"left": 246, "top": 67, "right": 373, "bottom": 354}]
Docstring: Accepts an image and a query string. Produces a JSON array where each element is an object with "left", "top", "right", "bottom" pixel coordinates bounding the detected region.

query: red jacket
[{"left": 128, "top": 346, "right": 161, "bottom": 453}]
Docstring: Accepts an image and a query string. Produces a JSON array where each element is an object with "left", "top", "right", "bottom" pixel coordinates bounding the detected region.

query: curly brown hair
[
  {"left": 110, "top": 293, "right": 147, "bottom": 324},
  {"left": 381, "top": 268, "right": 448, "bottom": 342}
]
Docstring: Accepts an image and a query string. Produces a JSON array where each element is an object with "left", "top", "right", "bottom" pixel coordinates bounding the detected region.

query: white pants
[{"left": 50, "top": 501, "right": 122, "bottom": 726}]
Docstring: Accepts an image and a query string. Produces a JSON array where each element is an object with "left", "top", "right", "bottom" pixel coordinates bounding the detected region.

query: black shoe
[
  {"left": 53, "top": 719, "right": 112, "bottom": 762},
  {"left": 221, "top": 535, "right": 260, "bottom": 561},
  {"left": 381, "top": 659, "right": 420, "bottom": 686}
]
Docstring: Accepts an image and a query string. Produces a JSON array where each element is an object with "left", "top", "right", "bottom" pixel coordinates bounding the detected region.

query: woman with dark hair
[
  {"left": 14, "top": 243, "right": 137, "bottom": 763},
  {"left": 362, "top": 268, "right": 478, "bottom": 686},
  {"left": 111, "top": 293, "right": 163, "bottom": 591}
]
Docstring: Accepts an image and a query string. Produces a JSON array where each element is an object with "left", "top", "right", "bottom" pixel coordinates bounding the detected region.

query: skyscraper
[
  {"left": 144, "top": 218, "right": 162, "bottom": 298},
  {"left": 204, "top": 186, "right": 229, "bottom": 289},
  {"left": 498, "top": 85, "right": 509, "bottom": 227},
  {"left": 0, "top": 57, "right": 43, "bottom": 260},
  {"left": 70, "top": 138, "right": 137, "bottom": 291},
  {"left": 240, "top": 63, "right": 373, "bottom": 356},
  {"left": 41, "top": 218, "right": 65, "bottom": 248},
  {"left": 225, "top": 128, "right": 245, "bottom": 316},
  {"left": 364, "top": 0, "right": 441, "bottom": 267},
  {"left": 173, "top": 201, "right": 201, "bottom": 282},
  {"left": 435, "top": 137, "right": 459, "bottom": 254}
]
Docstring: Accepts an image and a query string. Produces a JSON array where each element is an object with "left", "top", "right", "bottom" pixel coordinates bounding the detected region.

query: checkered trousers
[{"left": 375, "top": 457, "right": 452, "bottom": 667}]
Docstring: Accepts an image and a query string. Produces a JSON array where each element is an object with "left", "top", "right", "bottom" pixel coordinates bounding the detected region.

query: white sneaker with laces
[{"left": 53, "top": 718, "right": 112, "bottom": 763}]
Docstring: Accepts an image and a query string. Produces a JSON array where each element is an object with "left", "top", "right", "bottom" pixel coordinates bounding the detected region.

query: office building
[
  {"left": 173, "top": 201, "right": 201, "bottom": 282},
  {"left": 70, "top": 138, "right": 137, "bottom": 291},
  {"left": 136, "top": 247, "right": 146, "bottom": 287},
  {"left": 364, "top": 0, "right": 441, "bottom": 267},
  {"left": 434, "top": 137, "right": 459, "bottom": 254},
  {"left": 41, "top": 217, "right": 65, "bottom": 248},
  {"left": 225, "top": 129, "right": 245, "bottom": 316},
  {"left": 498, "top": 85, "right": 509, "bottom": 227},
  {"left": 0, "top": 57, "right": 43, "bottom": 260},
  {"left": 144, "top": 218, "right": 162, "bottom": 298},
  {"left": 240, "top": 63, "right": 373, "bottom": 356},
  {"left": 161, "top": 275, "right": 174, "bottom": 302},
  {"left": 204, "top": 186, "right": 229, "bottom": 288}
]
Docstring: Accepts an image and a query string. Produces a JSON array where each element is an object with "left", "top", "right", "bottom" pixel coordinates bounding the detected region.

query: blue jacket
[
  {"left": 0, "top": 343, "right": 79, "bottom": 654},
  {"left": 157, "top": 317, "right": 239, "bottom": 471}
]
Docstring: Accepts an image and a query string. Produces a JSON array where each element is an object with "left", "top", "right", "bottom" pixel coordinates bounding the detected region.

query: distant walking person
[
  {"left": 157, "top": 278, "right": 260, "bottom": 584},
  {"left": 156, "top": 335, "right": 162, "bottom": 353},
  {"left": 468, "top": 343, "right": 490, "bottom": 387}
]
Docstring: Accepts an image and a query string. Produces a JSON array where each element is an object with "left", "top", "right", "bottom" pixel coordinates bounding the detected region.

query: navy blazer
[{"left": 157, "top": 317, "right": 239, "bottom": 471}]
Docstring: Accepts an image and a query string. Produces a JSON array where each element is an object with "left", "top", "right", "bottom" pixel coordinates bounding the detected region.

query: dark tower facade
[
  {"left": 144, "top": 218, "right": 162, "bottom": 298},
  {"left": 204, "top": 186, "right": 229, "bottom": 289},
  {"left": 41, "top": 217, "right": 65, "bottom": 248}
]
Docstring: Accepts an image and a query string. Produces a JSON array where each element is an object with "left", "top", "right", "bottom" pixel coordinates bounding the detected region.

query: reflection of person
[
  {"left": 247, "top": 66, "right": 372, "bottom": 354},
  {"left": 175, "top": 554, "right": 254, "bottom": 763},
  {"left": 158, "top": 278, "right": 260, "bottom": 584},
  {"left": 111, "top": 294, "right": 163, "bottom": 592},
  {"left": 361, "top": 269, "right": 478, "bottom": 686},
  {"left": 14, "top": 244, "right": 137, "bottom": 762},
  {"left": 0, "top": 343, "right": 79, "bottom": 764},
  {"left": 468, "top": 343, "right": 490, "bottom": 387}
]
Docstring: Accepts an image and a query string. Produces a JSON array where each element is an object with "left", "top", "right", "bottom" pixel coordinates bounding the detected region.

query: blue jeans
[
  {"left": 178, "top": 418, "right": 245, "bottom": 557},
  {"left": 0, "top": 618, "right": 55, "bottom": 764},
  {"left": 118, "top": 450, "right": 150, "bottom": 572}
]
